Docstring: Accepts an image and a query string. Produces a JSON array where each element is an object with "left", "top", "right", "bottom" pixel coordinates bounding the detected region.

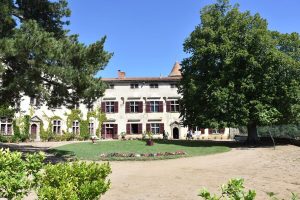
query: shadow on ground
[
  {"left": 0, "top": 143, "right": 75, "bottom": 164},
  {"left": 153, "top": 138, "right": 292, "bottom": 149}
]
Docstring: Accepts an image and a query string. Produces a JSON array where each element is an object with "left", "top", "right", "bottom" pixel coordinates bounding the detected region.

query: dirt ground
[
  {"left": 101, "top": 145, "right": 300, "bottom": 200},
  {"left": 3, "top": 142, "right": 299, "bottom": 200}
]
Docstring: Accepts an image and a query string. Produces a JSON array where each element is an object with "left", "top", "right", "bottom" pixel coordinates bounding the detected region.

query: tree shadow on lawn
[
  {"left": 152, "top": 139, "right": 291, "bottom": 149},
  {"left": 0, "top": 143, "right": 74, "bottom": 164}
]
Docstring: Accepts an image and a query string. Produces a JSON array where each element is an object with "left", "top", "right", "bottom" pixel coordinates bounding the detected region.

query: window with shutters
[
  {"left": 130, "top": 101, "right": 139, "bottom": 112},
  {"left": 150, "top": 101, "right": 159, "bottom": 112},
  {"left": 131, "top": 124, "right": 139, "bottom": 134},
  {"left": 0, "top": 117, "right": 12, "bottom": 135},
  {"left": 52, "top": 120, "right": 61, "bottom": 134},
  {"left": 72, "top": 120, "right": 80, "bottom": 134},
  {"left": 170, "top": 100, "right": 180, "bottom": 112},
  {"left": 105, "top": 101, "right": 115, "bottom": 113},
  {"left": 89, "top": 122, "right": 94, "bottom": 135},
  {"left": 150, "top": 83, "right": 158, "bottom": 88},
  {"left": 130, "top": 83, "right": 139, "bottom": 89},
  {"left": 150, "top": 123, "right": 160, "bottom": 134}
]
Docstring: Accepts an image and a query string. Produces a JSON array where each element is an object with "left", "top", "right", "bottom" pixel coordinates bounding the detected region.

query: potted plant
[
  {"left": 145, "top": 131, "right": 154, "bottom": 146},
  {"left": 120, "top": 132, "right": 126, "bottom": 140}
]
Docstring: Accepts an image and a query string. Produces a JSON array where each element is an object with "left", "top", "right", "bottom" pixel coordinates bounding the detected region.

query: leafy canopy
[
  {"left": 179, "top": 0, "right": 300, "bottom": 129},
  {"left": 0, "top": 0, "right": 112, "bottom": 107}
]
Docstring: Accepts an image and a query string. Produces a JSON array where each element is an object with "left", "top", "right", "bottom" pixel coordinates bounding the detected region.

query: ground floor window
[
  {"left": 209, "top": 129, "right": 225, "bottom": 134},
  {"left": 126, "top": 123, "right": 142, "bottom": 134},
  {"left": 89, "top": 122, "right": 94, "bottom": 135},
  {"left": 72, "top": 120, "right": 80, "bottom": 134},
  {"left": 52, "top": 120, "right": 61, "bottom": 134},
  {"left": 0, "top": 117, "right": 12, "bottom": 135},
  {"left": 151, "top": 123, "right": 160, "bottom": 134}
]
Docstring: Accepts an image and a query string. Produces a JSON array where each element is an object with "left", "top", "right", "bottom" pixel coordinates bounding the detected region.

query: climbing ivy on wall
[{"left": 87, "top": 107, "right": 107, "bottom": 137}]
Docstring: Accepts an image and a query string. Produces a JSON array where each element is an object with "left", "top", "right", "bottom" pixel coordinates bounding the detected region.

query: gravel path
[{"left": 101, "top": 145, "right": 300, "bottom": 200}]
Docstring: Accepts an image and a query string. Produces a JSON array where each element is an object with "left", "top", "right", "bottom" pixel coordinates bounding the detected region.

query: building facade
[{"left": 1, "top": 62, "right": 235, "bottom": 141}]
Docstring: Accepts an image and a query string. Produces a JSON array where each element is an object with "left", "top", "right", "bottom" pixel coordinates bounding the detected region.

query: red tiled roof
[{"left": 102, "top": 76, "right": 181, "bottom": 82}]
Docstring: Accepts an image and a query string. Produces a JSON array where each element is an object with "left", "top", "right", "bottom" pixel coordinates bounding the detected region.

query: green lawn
[{"left": 51, "top": 140, "right": 231, "bottom": 161}]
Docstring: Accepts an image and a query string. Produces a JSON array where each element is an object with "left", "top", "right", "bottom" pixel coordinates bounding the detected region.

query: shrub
[
  {"left": 0, "top": 148, "right": 45, "bottom": 199},
  {"left": 199, "top": 178, "right": 298, "bottom": 200},
  {"left": 199, "top": 178, "right": 256, "bottom": 200},
  {"left": 37, "top": 161, "right": 111, "bottom": 200}
]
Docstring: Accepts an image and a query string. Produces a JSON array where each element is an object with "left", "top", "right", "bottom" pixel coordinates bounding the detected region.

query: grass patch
[{"left": 52, "top": 140, "right": 231, "bottom": 161}]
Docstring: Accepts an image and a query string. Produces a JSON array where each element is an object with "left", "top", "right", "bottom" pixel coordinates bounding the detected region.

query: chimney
[{"left": 117, "top": 70, "right": 126, "bottom": 79}]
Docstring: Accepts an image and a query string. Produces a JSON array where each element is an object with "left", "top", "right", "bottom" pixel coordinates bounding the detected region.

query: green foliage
[
  {"left": 22, "top": 115, "right": 30, "bottom": 141},
  {"left": 87, "top": 108, "right": 107, "bottom": 136},
  {"left": 66, "top": 109, "right": 82, "bottom": 129},
  {"left": 199, "top": 178, "right": 298, "bottom": 200},
  {"left": 179, "top": 0, "right": 300, "bottom": 142},
  {"left": 0, "top": 148, "right": 45, "bottom": 200},
  {"left": 0, "top": 0, "right": 111, "bottom": 107},
  {"left": 0, "top": 105, "right": 14, "bottom": 118},
  {"left": 199, "top": 178, "right": 256, "bottom": 200},
  {"left": 80, "top": 120, "right": 90, "bottom": 140},
  {"left": 37, "top": 162, "right": 111, "bottom": 200}
]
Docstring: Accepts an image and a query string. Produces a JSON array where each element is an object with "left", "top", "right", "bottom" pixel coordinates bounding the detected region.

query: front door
[
  {"left": 31, "top": 124, "right": 37, "bottom": 140},
  {"left": 173, "top": 127, "right": 179, "bottom": 139},
  {"left": 106, "top": 128, "right": 113, "bottom": 139}
]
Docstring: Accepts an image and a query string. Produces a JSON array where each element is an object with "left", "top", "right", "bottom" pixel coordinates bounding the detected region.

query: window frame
[
  {"left": 130, "top": 101, "right": 139, "bottom": 113},
  {"left": 170, "top": 100, "right": 180, "bottom": 112},
  {"left": 150, "top": 123, "right": 160, "bottom": 134},
  {"left": 0, "top": 117, "right": 12, "bottom": 135},
  {"left": 52, "top": 120, "right": 61, "bottom": 134},
  {"left": 105, "top": 101, "right": 115, "bottom": 113},
  {"left": 150, "top": 101, "right": 159, "bottom": 112},
  {"left": 89, "top": 122, "right": 94, "bottom": 135},
  {"left": 72, "top": 120, "right": 80, "bottom": 134}
]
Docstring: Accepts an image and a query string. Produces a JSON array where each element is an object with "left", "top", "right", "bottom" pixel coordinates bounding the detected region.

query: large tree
[
  {"left": 0, "top": 0, "right": 112, "bottom": 108},
  {"left": 179, "top": 0, "right": 300, "bottom": 143}
]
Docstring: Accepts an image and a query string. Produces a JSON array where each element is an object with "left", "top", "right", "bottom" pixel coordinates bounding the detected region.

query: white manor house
[{"left": 1, "top": 62, "right": 235, "bottom": 141}]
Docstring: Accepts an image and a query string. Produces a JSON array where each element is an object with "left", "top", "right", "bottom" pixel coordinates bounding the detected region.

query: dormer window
[
  {"left": 130, "top": 83, "right": 139, "bottom": 89},
  {"left": 150, "top": 83, "right": 158, "bottom": 88},
  {"left": 170, "top": 84, "right": 177, "bottom": 88},
  {"left": 108, "top": 84, "right": 114, "bottom": 89}
]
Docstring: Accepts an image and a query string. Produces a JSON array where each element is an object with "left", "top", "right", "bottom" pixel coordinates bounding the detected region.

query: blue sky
[{"left": 67, "top": 0, "right": 300, "bottom": 78}]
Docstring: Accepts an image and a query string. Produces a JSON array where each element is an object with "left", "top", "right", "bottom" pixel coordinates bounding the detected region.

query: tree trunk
[{"left": 247, "top": 122, "right": 259, "bottom": 145}]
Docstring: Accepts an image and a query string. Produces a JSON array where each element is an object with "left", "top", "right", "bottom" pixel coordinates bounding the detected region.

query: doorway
[
  {"left": 173, "top": 127, "right": 179, "bottom": 139},
  {"left": 30, "top": 124, "right": 37, "bottom": 140}
]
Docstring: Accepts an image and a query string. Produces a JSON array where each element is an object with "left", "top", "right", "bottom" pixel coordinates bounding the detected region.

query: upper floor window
[
  {"left": 150, "top": 83, "right": 158, "bottom": 88},
  {"left": 30, "top": 97, "right": 39, "bottom": 106},
  {"left": 125, "top": 101, "right": 143, "bottom": 113},
  {"left": 72, "top": 120, "right": 80, "bottom": 134},
  {"left": 106, "top": 101, "right": 115, "bottom": 113},
  {"left": 170, "top": 84, "right": 177, "bottom": 88},
  {"left": 130, "top": 83, "right": 139, "bottom": 89},
  {"left": 108, "top": 84, "right": 114, "bottom": 89},
  {"left": 87, "top": 104, "right": 94, "bottom": 112},
  {"left": 130, "top": 101, "right": 139, "bottom": 112},
  {"left": 150, "top": 101, "right": 159, "bottom": 112},
  {"left": 0, "top": 117, "right": 12, "bottom": 135},
  {"left": 101, "top": 101, "right": 118, "bottom": 113},
  {"left": 170, "top": 100, "right": 180, "bottom": 112},
  {"left": 52, "top": 120, "right": 61, "bottom": 134}
]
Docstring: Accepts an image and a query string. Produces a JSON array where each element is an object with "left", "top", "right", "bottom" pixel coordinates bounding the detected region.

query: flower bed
[{"left": 100, "top": 151, "right": 186, "bottom": 159}]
